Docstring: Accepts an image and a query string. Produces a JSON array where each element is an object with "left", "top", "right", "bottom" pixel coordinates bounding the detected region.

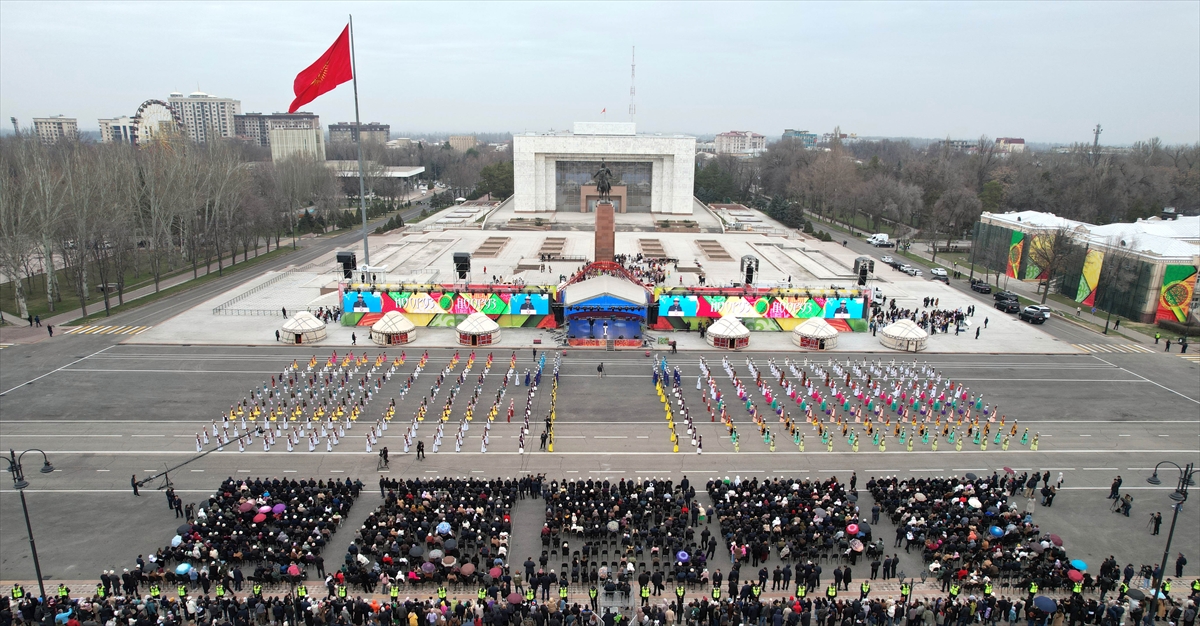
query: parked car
[
  {"left": 880, "top": 255, "right": 894, "bottom": 264},
  {"left": 1020, "top": 305, "right": 1052, "bottom": 324},
  {"left": 970, "top": 279, "right": 992, "bottom": 294},
  {"left": 905, "top": 267, "right": 923, "bottom": 277},
  {"left": 995, "top": 299, "right": 1021, "bottom": 313},
  {"left": 930, "top": 267, "right": 948, "bottom": 277},
  {"left": 993, "top": 290, "right": 1018, "bottom": 301},
  {"left": 931, "top": 273, "right": 949, "bottom": 284}
]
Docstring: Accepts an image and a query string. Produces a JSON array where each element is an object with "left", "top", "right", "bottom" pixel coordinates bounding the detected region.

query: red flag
[
  {"left": 288, "top": 25, "right": 354, "bottom": 113},
  {"left": 601, "top": 108, "right": 606, "bottom": 114}
]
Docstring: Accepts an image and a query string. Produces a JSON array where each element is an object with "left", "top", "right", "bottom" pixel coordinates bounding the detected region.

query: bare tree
[
  {"left": 1024, "top": 227, "right": 1080, "bottom": 303},
  {"left": 927, "top": 187, "right": 982, "bottom": 263},
  {"left": 0, "top": 138, "right": 37, "bottom": 318}
]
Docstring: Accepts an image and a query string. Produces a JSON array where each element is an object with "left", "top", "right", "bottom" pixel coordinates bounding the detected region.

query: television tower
[{"left": 628, "top": 46, "right": 636, "bottom": 122}]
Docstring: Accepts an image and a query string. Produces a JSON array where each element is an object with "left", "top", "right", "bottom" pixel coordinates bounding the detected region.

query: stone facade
[
  {"left": 594, "top": 203, "right": 615, "bottom": 262},
  {"left": 512, "top": 123, "right": 696, "bottom": 215}
]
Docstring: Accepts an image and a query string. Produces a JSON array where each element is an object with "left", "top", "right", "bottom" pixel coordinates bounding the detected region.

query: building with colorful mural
[{"left": 976, "top": 211, "right": 1199, "bottom": 323}]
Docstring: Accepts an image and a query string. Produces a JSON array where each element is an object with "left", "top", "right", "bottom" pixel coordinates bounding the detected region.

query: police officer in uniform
[
  {"left": 559, "top": 581, "right": 569, "bottom": 603},
  {"left": 337, "top": 583, "right": 348, "bottom": 600},
  {"left": 149, "top": 584, "right": 161, "bottom": 599},
  {"left": 478, "top": 587, "right": 488, "bottom": 603},
  {"left": 57, "top": 584, "right": 71, "bottom": 602},
  {"left": 95, "top": 583, "right": 106, "bottom": 599},
  {"left": 1027, "top": 580, "right": 1039, "bottom": 602},
  {"left": 10, "top": 584, "right": 25, "bottom": 600},
  {"left": 437, "top": 586, "right": 448, "bottom": 605},
  {"left": 826, "top": 584, "right": 837, "bottom": 599},
  {"left": 795, "top": 583, "right": 806, "bottom": 599},
  {"left": 676, "top": 584, "right": 687, "bottom": 613},
  {"left": 983, "top": 581, "right": 993, "bottom": 597},
  {"left": 949, "top": 583, "right": 960, "bottom": 600},
  {"left": 899, "top": 582, "right": 911, "bottom": 603},
  {"left": 711, "top": 586, "right": 722, "bottom": 603},
  {"left": 216, "top": 583, "right": 227, "bottom": 599},
  {"left": 640, "top": 585, "right": 651, "bottom": 607},
  {"left": 177, "top": 584, "right": 188, "bottom": 599},
  {"left": 860, "top": 581, "right": 870, "bottom": 600},
  {"left": 526, "top": 587, "right": 537, "bottom": 605},
  {"left": 589, "top": 585, "right": 599, "bottom": 611}
]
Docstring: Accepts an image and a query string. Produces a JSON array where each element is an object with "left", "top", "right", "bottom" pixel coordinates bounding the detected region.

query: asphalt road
[
  {"left": 1, "top": 344, "right": 1197, "bottom": 585},
  {"left": 1, "top": 212, "right": 1197, "bottom": 590}
]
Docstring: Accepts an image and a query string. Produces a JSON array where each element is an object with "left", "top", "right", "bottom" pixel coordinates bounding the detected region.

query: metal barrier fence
[{"left": 212, "top": 270, "right": 299, "bottom": 315}]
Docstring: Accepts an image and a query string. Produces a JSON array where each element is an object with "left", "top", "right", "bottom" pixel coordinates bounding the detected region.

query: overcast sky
[{"left": 2, "top": 1, "right": 1197, "bottom": 145}]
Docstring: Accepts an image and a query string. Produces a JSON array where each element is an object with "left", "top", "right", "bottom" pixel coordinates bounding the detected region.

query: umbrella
[
  {"left": 847, "top": 494, "right": 858, "bottom": 503},
  {"left": 1033, "top": 597, "right": 1056, "bottom": 613},
  {"left": 607, "top": 521, "right": 619, "bottom": 532},
  {"left": 1003, "top": 467, "right": 1015, "bottom": 475},
  {"left": 1049, "top": 534, "right": 1063, "bottom": 547},
  {"left": 436, "top": 522, "right": 452, "bottom": 534},
  {"left": 177, "top": 524, "right": 192, "bottom": 535},
  {"left": 1126, "top": 589, "right": 1145, "bottom": 601},
  {"left": 253, "top": 513, "right": 267, "bottom": 523},
  {"left": 1030, "top": 544, "right": 1045, "bottom": 554},
  {"left": 489, "top": 567, "right": 502, "bottom": 579},
  {"left": 442, "top": 556, "right": 457, "bottom": 567},
  {"left": 507, "top": 593, "right": 523, "bottom": 605},
  {"left": 272, "top": 503, "right": 286, "bottom": 514},
  {"left": 1070, "top": 559, "right": 1087, "bottom": 571},
  {"left": 677, "top": 551, "right": 690, "bottom": 562},
  {"left": 914, "top": 493, "right": 927, "bottom": 502},
  {"left": 1067, "top": 570, "right": 1083, "bottom": 583},
  {"left": 429, "top": 549, "right": 444, "bottom": 560},
  {"left": 846, "top": 524, "right": 859, "bottom": 535},
  {"left": 857, "top": 522, "right": 871, "bottom": 535},
  {"left": 968, "top": 497, "right": 982, "bottom": 509},
  {"left": 175, "top": 563, "right": 192, "bottom": 575},
  {"left": 238, "top": 502, "right": 255, "bottom": 513},
  {"left": 421, "top": 562, "right": 436, "bottom": 573},
  {"left": 814, "top": 507, "right": 827, "bottom": 517},
  {"left": 444, "top": 538, "right": 458, "bottom": 550},
  {"left": 849, "top": 539, "right": 864, "bottom": 552},
  {"left": 461, "top": 563, "right": 476, "bottom": 576},
  {"left": 409, "top": 546, "right": 424, "bottom": 557},
  {"left": 258, "top": 505, "right": 272, "bottom": 513},
  {"left": 965, "top": 472, "right": 978, "bottom": 481},
  {"left": 989, "top": 526, "right": 1004, "bottom": 538}
]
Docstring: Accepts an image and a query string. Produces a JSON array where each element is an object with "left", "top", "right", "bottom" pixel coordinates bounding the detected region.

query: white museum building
[{"left": 512, "top": 122, "right": 696, "bottom": 215}]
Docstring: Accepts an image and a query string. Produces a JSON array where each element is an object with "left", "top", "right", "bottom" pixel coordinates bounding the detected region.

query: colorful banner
[
  {"left": 1006, "top": 231, "right": 1025, "bottom": 279},
  {"left": 1024, "top": 234, "right": 1049, "bottom": 281},
  {"left": 1156, "top": 265, "right": 1198, "bottom": 323},
  {"left": 1075, "top": 249, "right": 1104, "bottom": 305},
  {"left": 340, "top": 289, "right": 555, "bottom": 328}
]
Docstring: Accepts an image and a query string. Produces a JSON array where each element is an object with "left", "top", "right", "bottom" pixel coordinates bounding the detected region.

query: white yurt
[
  {"left": 706, "top": 317, "right": 751, "bottom": 350},
  {"left": 792, "top": 317, "right": 839, "bottom": 350},
  {"left": 370, "top": 311, "right": 416, "bottom": 346},
  {"left": 456, "top": 312, "right": 501, "bottom": 346},
  {"left": 879, "top": 319, "right": 928, "bottom": 352},
  {"left": 280, "top": 311, "right": 327, "bottom": 344}
]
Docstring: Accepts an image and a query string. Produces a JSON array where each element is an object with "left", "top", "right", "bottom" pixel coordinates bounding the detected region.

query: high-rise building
[
  {"left": 448, "top": 135, "right": 477, "bottom": 152},
  {"left": 270, "top": 127, "right": 325, "bottom": 162},
  {"left": 235, "top": 112, "right": 320, "bottom": 148},
  {"left": 98, "top": 116, "right": 136, "bottom": 143},
  {"left": 715, "top": 131, "right": 766, "bottom": 155},
  {"left": 167, "top": 91, "right": 242, "bottom": 143},
  {"left": 329, "top": 122, "right": 389, "bottom": 144},
  {"left": 782, "top": 129, "right": 818, "bottom": 149},
  {"left": 32, "top": 116, "right": 78, "bottom": 143}
]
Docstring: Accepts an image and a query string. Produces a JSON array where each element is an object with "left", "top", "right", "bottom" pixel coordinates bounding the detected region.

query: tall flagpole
[{"left": 349, "top": 14, "right": 370, "bottom": 266}]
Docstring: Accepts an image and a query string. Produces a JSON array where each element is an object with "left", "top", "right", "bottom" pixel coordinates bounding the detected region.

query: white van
[{"left": 867, "top": 233, "right": 892, "bottom": 247}]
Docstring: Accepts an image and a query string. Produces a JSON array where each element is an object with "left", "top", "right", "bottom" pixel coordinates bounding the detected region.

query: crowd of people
[
  {"left": 868, "top": 473, "right": 1077, "bottom": 596},
  {"left": 345, "top": 477, "right": 528, "bottom": 594},
  {"left": 541, "top": 478, "right": 710, "bottom": 586},
  {"left": 144, "top": 477, "right": 357, "bottom": 586}
]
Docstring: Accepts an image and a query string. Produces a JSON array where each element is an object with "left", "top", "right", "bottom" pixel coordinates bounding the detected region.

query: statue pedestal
[
  {"left": 581, "top": 185, "right": 626, "bottom": 213},
  {"left": 595, "top": 202, "right": 615, "bottom": 262}
]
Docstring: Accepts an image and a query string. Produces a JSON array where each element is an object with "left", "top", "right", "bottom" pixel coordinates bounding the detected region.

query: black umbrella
[
  {"left": 444, "top": 538, "right": 458, "bottom": 550},
  {"left": 848, "top": 494, "right": 858, "bottom": 503},
  {"left": 965, "top": 472, "right": 978, "bottom": 481},
  {"left": 857, "top": 521, "right": 871, "bottom": 535},
  {"left": 177, "top": 524, "right": 192, "bottom": 535},
  {"left": 409, "top": 545, "right": 424, "bottom": 557},
  {"left": 1125, "top": 589, "right": 1145, "bottom": 601}
]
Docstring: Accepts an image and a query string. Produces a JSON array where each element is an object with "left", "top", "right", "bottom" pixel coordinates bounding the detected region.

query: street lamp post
[
  {"left": 3, "top": 448, "right": 55, "bottom": 602},
  {"left": 1145, "top": 461, "right": 1196, "bottom": 626}
]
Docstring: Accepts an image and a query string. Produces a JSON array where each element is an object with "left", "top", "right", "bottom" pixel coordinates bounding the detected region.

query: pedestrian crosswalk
[
  {"left": 1180, "top": 353, "right": 1200, "bottom": 363},
  {"left": 1072, "top": 343, "right": 1157, "bottom": 354},
  {"left": 0, "top": 343, "right": 12, "bottom": 350},
  {"left": 61, "top": 325, "right": 151, "bottom": 335}
]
